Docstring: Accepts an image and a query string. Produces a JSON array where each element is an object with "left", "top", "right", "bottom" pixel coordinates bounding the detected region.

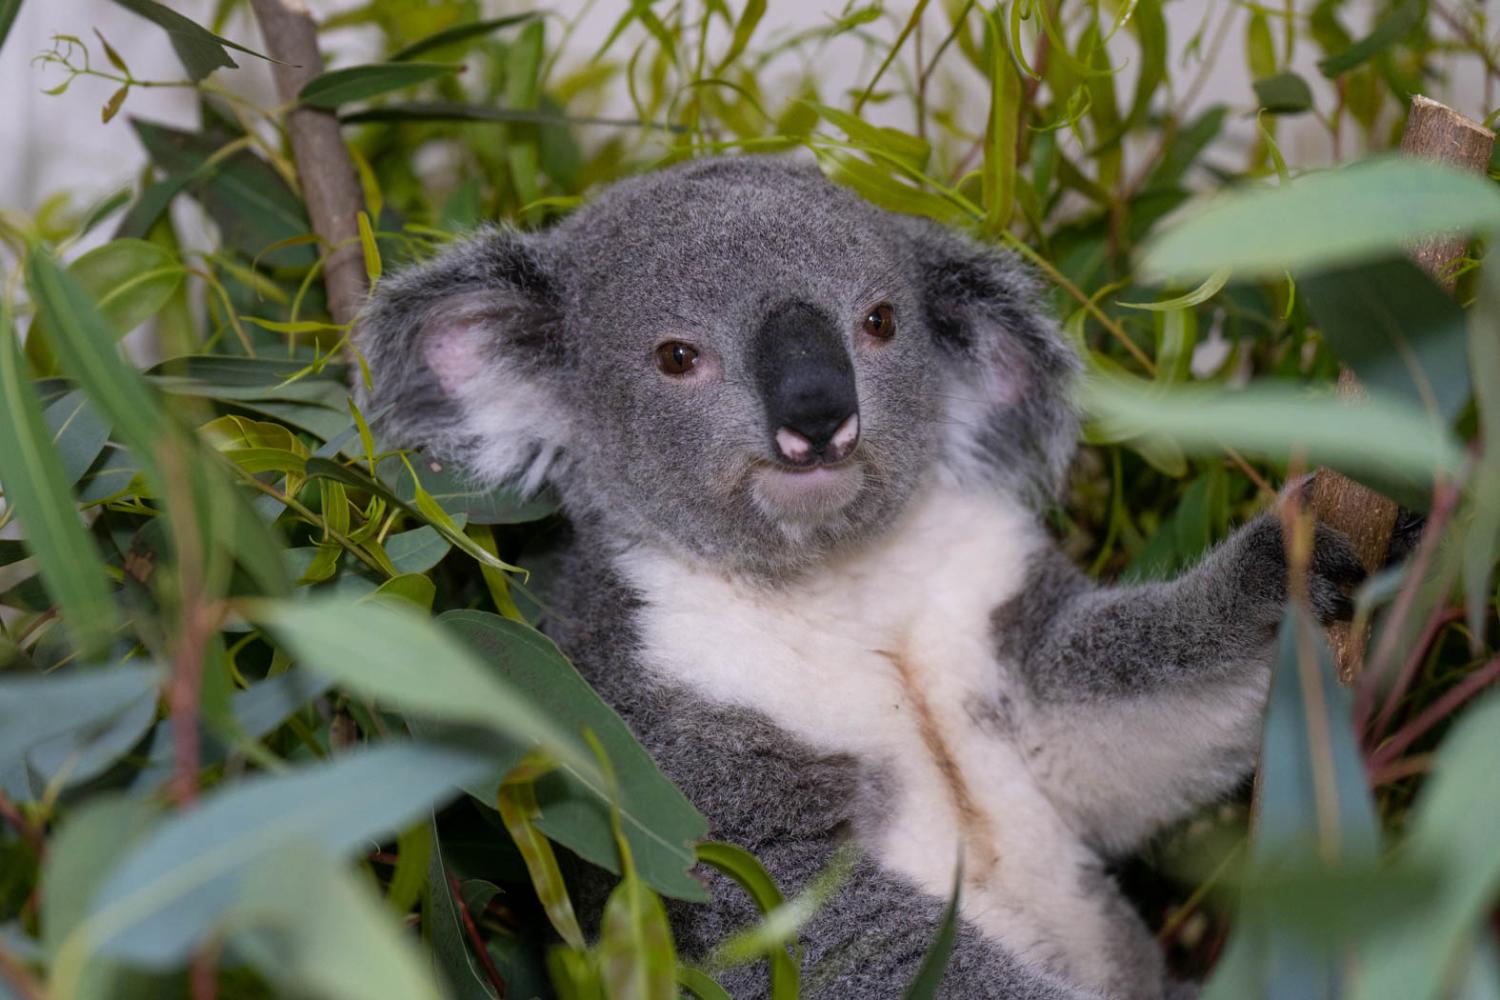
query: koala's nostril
[
  {"left": 776, "top": 427, "right": 814, "bottom": 464},
  {"left": 776, "top": 411, "right": 859, "bottom": 465},
  {"left": 827, "top": 413, "right": 859, "bottom": 461}
]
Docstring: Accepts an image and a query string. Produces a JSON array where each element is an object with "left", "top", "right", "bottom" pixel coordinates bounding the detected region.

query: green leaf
[
  {"left": 230, "top": 842, "right": 447, "bottom": 1000},
  {"left": 981, "top": 9, "right": 1021, "bottom": 234},
  {"left": 70, "top": 239, "right": 184, "bottom": 339},
  {"left": 0, "top": 306, "right": 120, "bottom": 654},
  {"left": 427, "top": 825, "right": 500, "bottom": 1000},
  {"left": 1080, "top": 375, "right": 1461, "bottom": 504},
  {"left": 598, "top": 871, "right": 677, "bottom": 1000},
  {"left": 804, "top": 101, "right": 930, "bottom": 174},
  {"left": 388, "top": 13, "right": 538, "bottom": 62},
  {"left": 42, "top": 388, "right": 110, "bottom": 491},
  {"left": 677, "top": 967, "right": 733, "bottom": 1000},
  {"left": 298, "top": 62, "right": 463, "bottom": 109},
  {"left": 903, "top": 862, "right": 963, "bottom": 1000},
  {"left": 1256, "top": 608, "right": 1380, "bottom": 862},
  {"left": 131, "top": 119, "right": 316, "bottom": 268},
  {"left": 0, "top": 0, "right": 20, "bottom": 56},
  {"left": 497, "top": 759, "right": 586, "bottom": 950},
  {"left": 1139, "top": 156, "right": 1500, "bottom": 282},
  {"left": 1119, "top": 268, "right": 1230, "bottom": 312},
  {"left": 41, "top": 793, "right": 161, "bottom": 1000},
  {"left": 42, "top": 793, "right": 161, "bottom": 955},
  {"left": 68, "top": 742, "right": 494, "bottom": 968},
  {"left": 1317, "top": 0, "right": 1422, "bottom": 77},
  {"left": 696, "top": 842, "right": 798, "bottom": 998},
  {"left": 1212, "top": 608, "right": 1381, "bottom": 998},
  {"left": 256, "top": 597, "right": 602, "bottom": 783},
  {"left": 1301, "top": 258, "right": 1471, "bottom": 424},
  {"left": 111, "top": 0, "right": 272, "bottom": 80},
  {"left": 439, "top": 611, "right": 709, "bottom": 901},
  {"left": 1352, "top": 693, "right": 1500, "bottom": 1000},
  {"left": 0, "top": 666, "right": 160, "bottom": 772},
  {"left": 1254, "top": 71, "right": 1314, "bottom": 114},
  {"left": 386, "top": 822, "right": 432, "bottom": 915}
]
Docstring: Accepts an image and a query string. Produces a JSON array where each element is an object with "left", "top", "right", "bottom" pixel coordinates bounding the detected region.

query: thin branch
[
  {"left": 450, "top": 874, "right": 508, "bottom": 999},
  {"left": 0, "top": 789, "right": 46, "bottom": 860},
  {"left": 1370, "top": 654, "right": 1500, "bottom": 767},
  {"left": 248, "top": 0, "right": 367, "bottom": 328},
  {"left": 0, "top": 945, "right": 45, "bottom": 1000}
]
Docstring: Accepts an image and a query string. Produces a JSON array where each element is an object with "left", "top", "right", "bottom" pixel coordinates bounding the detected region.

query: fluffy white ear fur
[{"left": 416, "top": 305, "right": 569, "bottom": 494}]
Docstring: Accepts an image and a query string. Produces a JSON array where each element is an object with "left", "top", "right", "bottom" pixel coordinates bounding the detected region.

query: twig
[
  {"left": 1362, "top": 606, "right": 1465, "bottom": 741},
  {"left": 0, "top": 944, "right": 44, "bottom": 1000},
  {"left": 1370, "top": 654, "right": 1500, "bottom": 768},
  {"left": 450, "top": 874, "right": 508, "bottom": 999},
  {"left": 0, "top": 789, "right": 45, "bottom": 860},
  {"left": 248, "top": 0, "right": 367, "bottom": 327},
  {"left": 852, "top": 0, "right": 931, "bottom": 115}
]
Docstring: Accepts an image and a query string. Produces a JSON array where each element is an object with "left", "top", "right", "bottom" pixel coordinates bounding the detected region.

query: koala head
[{"left": 357, "top": 157, "right": 1078, "bottom": 578}]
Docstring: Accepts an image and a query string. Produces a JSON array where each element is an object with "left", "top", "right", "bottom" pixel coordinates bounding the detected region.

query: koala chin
[{"left": 358, "top": 156, "right": 1362, "bottom": 999}]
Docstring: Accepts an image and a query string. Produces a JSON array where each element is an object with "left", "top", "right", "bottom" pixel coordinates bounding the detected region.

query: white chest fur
[{"left": 617, "top": 488, "right": 1130, "bottom": 994}]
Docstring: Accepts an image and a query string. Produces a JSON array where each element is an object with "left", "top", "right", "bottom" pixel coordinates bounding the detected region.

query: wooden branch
[
  {"left": 1310, "top": 96, "right": 1494, "bottom": 682},
  {"left": 248, "top": 0, "right": 367, "bottom": 328}
]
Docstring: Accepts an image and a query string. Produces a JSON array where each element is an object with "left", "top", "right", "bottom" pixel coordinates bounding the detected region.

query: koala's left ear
[
  {"left": 896, "top": 216, "right": 1080, "bottom": 501},
  {"left": 354, "top": 226, "right": 569, "bottom": 492}
]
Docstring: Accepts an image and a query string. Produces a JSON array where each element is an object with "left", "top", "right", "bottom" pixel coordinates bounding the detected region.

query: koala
[{"left": 356, "top": 157, "right": 1362, "bottom": 999}]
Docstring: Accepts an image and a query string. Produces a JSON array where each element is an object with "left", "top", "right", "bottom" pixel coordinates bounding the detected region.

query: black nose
[{"left": 752, "top": 301, "right": 861, "bottom": 465}]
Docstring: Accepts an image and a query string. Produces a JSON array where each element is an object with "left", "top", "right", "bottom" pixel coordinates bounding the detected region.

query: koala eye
[
  {"left": 862, "top": 302, "right": 896, "bottom": 340},
  {"left": 654, "top": 341, "right": 700, "bottom": 376}
]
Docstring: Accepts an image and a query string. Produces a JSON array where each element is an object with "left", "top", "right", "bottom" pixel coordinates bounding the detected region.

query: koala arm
[{"left": 1000, "top": 513, "right": 1362, "bottom": 856}]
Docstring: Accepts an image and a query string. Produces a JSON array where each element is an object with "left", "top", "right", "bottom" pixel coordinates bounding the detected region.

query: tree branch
[
  {"left": 248, "top": 0, "right": 367, "bottom": 328},
  {"left": 1311, "top": 96, "right": 1494, "bottom": 682}
]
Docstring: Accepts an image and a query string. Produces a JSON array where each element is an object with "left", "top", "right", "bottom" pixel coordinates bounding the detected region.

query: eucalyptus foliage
[{"left": 1, "top": 2, "right": 1498, "bottom": 999}]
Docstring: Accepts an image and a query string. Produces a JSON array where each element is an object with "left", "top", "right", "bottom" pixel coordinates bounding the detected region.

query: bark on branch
[
  {"left": 248, "top": 0, "right": 367, "bottom": 328},
  {"left": 1311, "top": 95, "right": 1494, "bottom": 681}
]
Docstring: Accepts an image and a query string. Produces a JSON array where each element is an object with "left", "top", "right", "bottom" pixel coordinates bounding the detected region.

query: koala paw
[
  {"left": 1237, "top": 515, "right": 1365, "bottom": 626},
  {"left": 1303, "top": 522, "right": 1366, "bottom": 624}
]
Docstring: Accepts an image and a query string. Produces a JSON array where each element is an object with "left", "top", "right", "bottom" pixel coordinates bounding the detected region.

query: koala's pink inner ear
[{"left": 419, "top": 311, "right": 493, "bottom": 397}]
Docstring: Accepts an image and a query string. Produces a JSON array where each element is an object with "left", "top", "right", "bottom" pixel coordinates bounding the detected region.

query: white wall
[{"left": 0, "top": 1, "right": 1487, "bottom": 218}]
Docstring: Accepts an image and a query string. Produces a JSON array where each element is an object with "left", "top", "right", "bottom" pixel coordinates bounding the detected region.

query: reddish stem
[
  {"left": 1371, "top": 654, "right": 1500, "bottom": 768},
  {"left": 1360, "top": 606, "right": 1464, "bottom": 743},
  {"left": 0, "top": 944, "right": 45, "bottom": 1000},
  {"left": 449, "top": 874, "right": 508, "bottom": 999},
  {"left": 0, "top": 790, "right": 46, "bottom": 861}
]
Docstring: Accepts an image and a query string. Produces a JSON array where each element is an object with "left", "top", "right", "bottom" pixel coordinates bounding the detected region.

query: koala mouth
[{"left": 750, "top": 458, "right": 865, "bottom": 522}]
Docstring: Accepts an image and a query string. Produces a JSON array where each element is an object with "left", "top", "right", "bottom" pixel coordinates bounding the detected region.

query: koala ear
[
  {"left": 354, "top": 226, "right": 568, "bottom": 493},
  {"left": 897, "top": 216, "right": 1080, "bottom": 502}
]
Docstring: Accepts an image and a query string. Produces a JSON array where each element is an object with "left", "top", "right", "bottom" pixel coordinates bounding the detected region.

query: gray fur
[{"left": 358, "top": 156, "right": 1361, "bottom": 999}]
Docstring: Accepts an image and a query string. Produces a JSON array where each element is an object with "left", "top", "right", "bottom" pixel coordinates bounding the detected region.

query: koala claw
[{"left": 1304, "top": 522, "right": 1365, "bottom": 625}]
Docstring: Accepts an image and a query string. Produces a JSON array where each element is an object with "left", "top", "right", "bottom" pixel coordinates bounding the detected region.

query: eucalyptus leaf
[
  {"left": 1140, "top": 156, "right": 1500, "bottom": 281},
  {"left": 131, "top": 119, "right": 316, "bottom": 268},
  {"left": 0, "top": 305, "right": 120, "bottom": 654},
  {"left": 388, "top": 13, "right": 538, "bottom": 61},
  {"left": 256, "top": 597, "right": 602, "bottom": 782},
  {"left": 1317, "top": 0, "right": 1423, "bottom": 76},
  {"left": 299, "top": 62, "right": 464, "bottom": 109},
  {"left": 230, "top": 841, "right": 446, "bottom": 1000},
  {"left": 78, "top": 741, "right": 494, "bottom": 966},
  {"left": 1253, "top": 72, "right": 1314, "bottom": 114},
  {"left": 1079, "top": 374, "right": 1462, "bottom": 504},
  {"left": 1301, "top": 258, "right": 1471, "bottom": 424},
  {"left": 42, "top": 390, "right": 111, "bottom": 487},
  {"left": 439, "top": 611, "right": 709, "bottom": 901},
  {"left": 1353, "top": 693, "right": 1500, "bottom": 1000},
  {"left": 0, "top": 666, "right": 160, "bottom": 773}
]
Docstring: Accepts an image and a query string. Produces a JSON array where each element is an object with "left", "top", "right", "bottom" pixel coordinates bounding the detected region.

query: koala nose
[
  {"left": 752, "top": 301, "right": 861, "bottom": 466},
  {"left": 776, "top": 414, "right": 859, "bottom": 464}
]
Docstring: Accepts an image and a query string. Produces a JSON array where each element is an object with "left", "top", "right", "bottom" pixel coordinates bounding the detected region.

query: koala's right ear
[{"left": 354, "top": 226, "right": 568, "bottom": 493}]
